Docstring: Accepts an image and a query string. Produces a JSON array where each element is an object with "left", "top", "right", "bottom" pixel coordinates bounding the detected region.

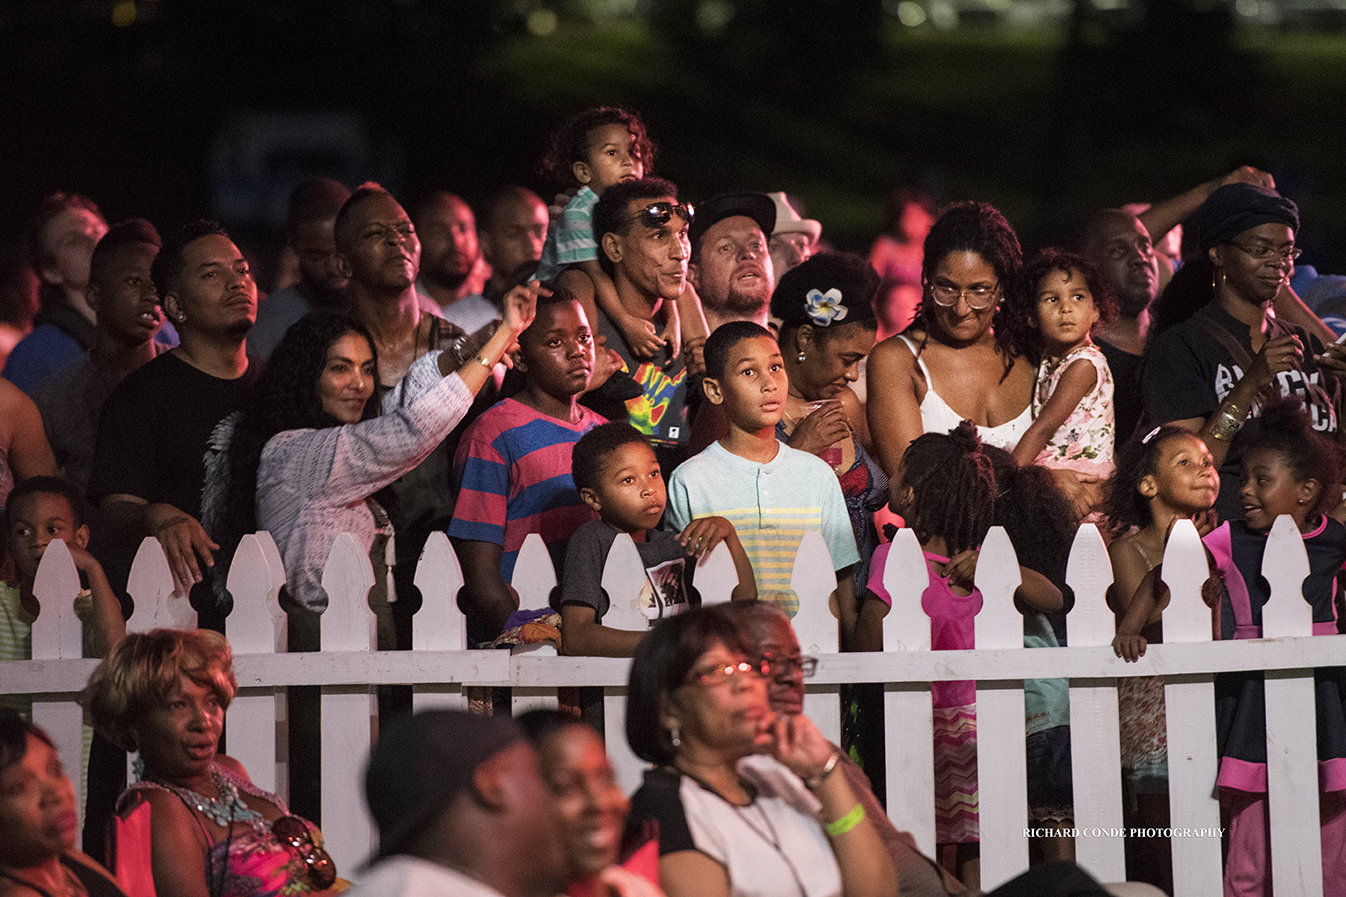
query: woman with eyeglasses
[
  {"left": 1141, "top": 182, "right": 1343, "bottom": 522},
  {"left": 624, "top": 605, "right": 897, "bottom": 897},
  {"left": 865, "top": 202, "right": 1046, "bottom": 488},
  {"left": 82, "top": 629, "right": 345, "bottom": 897}
]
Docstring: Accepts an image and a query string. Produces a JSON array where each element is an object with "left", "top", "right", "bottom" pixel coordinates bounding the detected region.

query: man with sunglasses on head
[{"left": 557, "top": 177, "right": 693, "bottom": 471}]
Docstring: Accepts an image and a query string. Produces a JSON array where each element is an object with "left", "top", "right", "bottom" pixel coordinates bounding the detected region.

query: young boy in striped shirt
[
  {"left": 666, "top": 321, "right": 859, "bottom": 634},
  {"left": 449, "top": 288, "right": 605, "bottom": 644}
]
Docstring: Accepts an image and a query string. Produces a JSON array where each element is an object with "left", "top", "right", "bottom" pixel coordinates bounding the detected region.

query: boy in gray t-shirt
[{"left": 557, "top": 423, "right": 755, "bottom": 657}]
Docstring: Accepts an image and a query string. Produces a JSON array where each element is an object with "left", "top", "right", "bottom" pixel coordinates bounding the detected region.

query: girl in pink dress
[{"left": 856, "top": 422, "right": 1063, "bottom": 891}]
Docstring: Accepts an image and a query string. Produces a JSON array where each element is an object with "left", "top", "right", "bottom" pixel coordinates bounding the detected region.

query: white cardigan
[{"left": 257, "top": 350, "right": 472, "bottom": 611}]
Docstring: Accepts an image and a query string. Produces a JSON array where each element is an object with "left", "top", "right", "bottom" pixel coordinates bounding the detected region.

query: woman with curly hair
[
  {"left": 218, "top": 286, "right": 535, "bottom": 647},
  {"left": 864, "top": 202, "right": 1034, "bottom": 467}
]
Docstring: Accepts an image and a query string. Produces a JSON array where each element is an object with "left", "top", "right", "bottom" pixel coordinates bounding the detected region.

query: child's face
[
  {"left": 574, "top": 123, "right": 644, "bottom": 194},
  {"left": 1241, "top": 448, "right": 1316, "bottom": 530},
  {"left": 582, "top": 441, "right": 666, "bottom": 534},
  {"left": 517, "top": 299, "right": 595, "bottom": 401},
  {"left": 1034, "top": 267, "right": 1098, "bottom": 354},
  {"left": 705, "top": 335, "right": 787, "bottom": 433},
  {"left": 1142, "top": 433, "right": 1218, "bottom": 516},
  {"left": 6, "top": 493, "right": 88, "bottom": 581}
]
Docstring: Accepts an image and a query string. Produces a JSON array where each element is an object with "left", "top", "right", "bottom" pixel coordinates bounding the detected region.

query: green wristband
[{"left": 824, "top": 802, "right": 865, "bottom": 837}]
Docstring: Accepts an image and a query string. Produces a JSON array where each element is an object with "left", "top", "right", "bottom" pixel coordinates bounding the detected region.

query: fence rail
[{"left": 4, "top": 518, "right": 1338, "bottom": 897}]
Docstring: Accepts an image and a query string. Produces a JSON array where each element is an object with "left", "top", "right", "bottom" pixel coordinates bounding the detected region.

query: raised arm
[
  {"left": 769, "top": 714, "right": 899, "bottom": 897},
  {"left": 1138, "top": 166, "right": 1274, "bottom": 246}
]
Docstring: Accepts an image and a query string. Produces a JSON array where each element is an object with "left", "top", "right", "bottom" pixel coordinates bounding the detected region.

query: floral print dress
[{"left": 1032, "top": 343, "right": 1115, "bottom": 479}]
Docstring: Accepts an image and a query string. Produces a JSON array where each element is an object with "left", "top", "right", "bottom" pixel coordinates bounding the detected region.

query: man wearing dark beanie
[
  {"left": 350, "top": 710, "right": 567, "bottom": 897},
  {"left": 1141, "top": 182, "right": 1342, "bottom": 521}
]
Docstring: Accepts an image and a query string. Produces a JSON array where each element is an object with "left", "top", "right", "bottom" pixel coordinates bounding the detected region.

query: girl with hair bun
[{"left": 856, "top": 422, "right": 1063, "bottom": 890}]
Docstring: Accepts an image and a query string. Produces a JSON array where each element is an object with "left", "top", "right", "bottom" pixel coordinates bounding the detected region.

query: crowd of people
[{"left": 4, "top": 103, "right": 1346, "bottom": 896}]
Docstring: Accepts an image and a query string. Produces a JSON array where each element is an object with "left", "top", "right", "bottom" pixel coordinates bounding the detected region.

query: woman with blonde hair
[{"left": 83, "top": 629, "right": 342, "bottom": 897}]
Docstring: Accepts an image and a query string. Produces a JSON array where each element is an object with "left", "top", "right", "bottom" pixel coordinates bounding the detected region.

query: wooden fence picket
[
  {"left": 6, "top": 521, "right": 1344, "bottom": 891},
  {"left": 29, "top": 539, "right": 88, "bottom": 844},
  {"left": 318, "top": 533, "right": 378, "bottom": 867},
  {"left": 972, "top": 527, "right": 1030, "bottom": 890},
  {"left": 880, "top": 527, "right": 936, "bottom": 856},
  {"left": 1063, "top": 523, "right": 1126, "bottom": 882},
  {"left": 1260, "top": 515, "right": 1321, "bottom": 897},
  {"left": 1160, "top": 519, "right": 1223, "bottom": 897}
]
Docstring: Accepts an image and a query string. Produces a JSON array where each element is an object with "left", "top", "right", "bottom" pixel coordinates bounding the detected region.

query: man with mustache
[
  {"left": 556, "top": 177, "right": 692, "bottom": 471},
  {"left": 689, "top": 192, "right": 777, "bottom": 333},
  {"left": 88, "top": 219, "right": 259, "bottom": 629}
]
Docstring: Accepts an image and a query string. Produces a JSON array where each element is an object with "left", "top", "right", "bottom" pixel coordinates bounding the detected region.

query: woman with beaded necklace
[{"left": 82, "top": 629, "right": 343, "bottom": 897}]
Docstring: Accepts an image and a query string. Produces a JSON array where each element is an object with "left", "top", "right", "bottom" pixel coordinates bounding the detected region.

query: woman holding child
[{"left": 865, "top": 201, "right": 1033, "bottom": 471}]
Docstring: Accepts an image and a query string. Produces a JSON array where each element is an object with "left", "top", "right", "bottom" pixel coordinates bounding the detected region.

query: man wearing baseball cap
[
  {"left": 688, "top": 191, "right": 776, "bottom": 334},
  {"left": 351, "top": 710, "right": 566, "bottom": 897}
]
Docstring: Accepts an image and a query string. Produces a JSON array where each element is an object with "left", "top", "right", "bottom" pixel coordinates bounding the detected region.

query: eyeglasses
[
  {"left": 271, "top": 815, "right": 337, "bottom": 890},
  {"left": 929, "top": 281, "right": 1000, "bottom": 310},
  {"left": 626, "top": 201, "right": 694, "bottom": 229},
  {"left": 685, "top": 657, "right": 769, "bottom": 687},
  {"left": 760, "top": 651, "right": 818, "bottom": 679},
  {"left": 1227, "top": 241, "right": 1301, "bottom": 263}
]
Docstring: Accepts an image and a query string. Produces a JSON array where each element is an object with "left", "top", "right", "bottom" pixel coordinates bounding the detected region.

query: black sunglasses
[{"left": 627, "top": 201, "right": 694, "bottom": 229}]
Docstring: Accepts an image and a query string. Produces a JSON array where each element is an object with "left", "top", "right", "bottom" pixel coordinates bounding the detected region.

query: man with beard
[
  {"left": 248, "top": 177, "right": 351, "bottom": 360},
  {"left": 688, "top": 192, "right": 776, "bottom": 333},
  {"left": 1084, "top": 208, "right": 1161, "bottom": 443},
  {"left": 414, "top": 191, "right": 493, "bottom": 333},
  {"left": 556, "top": 177, "right": 691, "bottom": 469},
  {"left": 479, "top": 186, "right": 548, "bottom": 302},
  {"left": 88, "top": 220, "right": 259, "bottom": 628}
]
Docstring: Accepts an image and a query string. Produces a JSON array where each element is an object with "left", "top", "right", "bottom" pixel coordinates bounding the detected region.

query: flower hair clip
[{"left": 805, "top": 288, "right": 848, "bottom": 327}]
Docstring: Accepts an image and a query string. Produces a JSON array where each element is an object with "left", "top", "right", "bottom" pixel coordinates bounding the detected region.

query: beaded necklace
[{"left": 136, "top": 761, "right": 264, "bottom": 829}]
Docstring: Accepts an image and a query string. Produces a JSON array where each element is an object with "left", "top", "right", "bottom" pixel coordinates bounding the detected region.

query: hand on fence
[
  {"left": 1201, "top": 573, "right": 1224, "bottom": 608},
  {"left": 146, "top": 503, "right": 217, "bottom": 594},
  {"left": 677, "top": 516, "right": 737, "bottom": 559},
  {"left": 1112, "top": 632, "right": 1148, "bottom": 662}
]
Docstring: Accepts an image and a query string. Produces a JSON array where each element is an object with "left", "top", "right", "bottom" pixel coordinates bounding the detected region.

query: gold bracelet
[
  {"left": 474, "top": 354, "right": 494, "bottom": 369},
  {"left": 1208, "top": 403, "right": 1248, "bottom": 442}
]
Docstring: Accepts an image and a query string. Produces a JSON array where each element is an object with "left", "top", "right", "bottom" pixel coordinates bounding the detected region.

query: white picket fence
[{"left": 5, "top": 518, "right": 1344, "bottom": 896}]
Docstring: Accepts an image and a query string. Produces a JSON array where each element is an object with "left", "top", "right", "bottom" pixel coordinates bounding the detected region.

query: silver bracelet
[{"left": 806, "top": 751, "right": 841, "bottom": 789}]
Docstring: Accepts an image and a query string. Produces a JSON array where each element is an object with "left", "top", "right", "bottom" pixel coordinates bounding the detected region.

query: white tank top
[{"left": 895, "top": 334, "right": 1032, "bottom": 450}]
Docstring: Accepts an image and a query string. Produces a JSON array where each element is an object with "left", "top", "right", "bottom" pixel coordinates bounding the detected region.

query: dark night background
[{"left": 3, "top": 0, "right": 1345, "bottom": 291}]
